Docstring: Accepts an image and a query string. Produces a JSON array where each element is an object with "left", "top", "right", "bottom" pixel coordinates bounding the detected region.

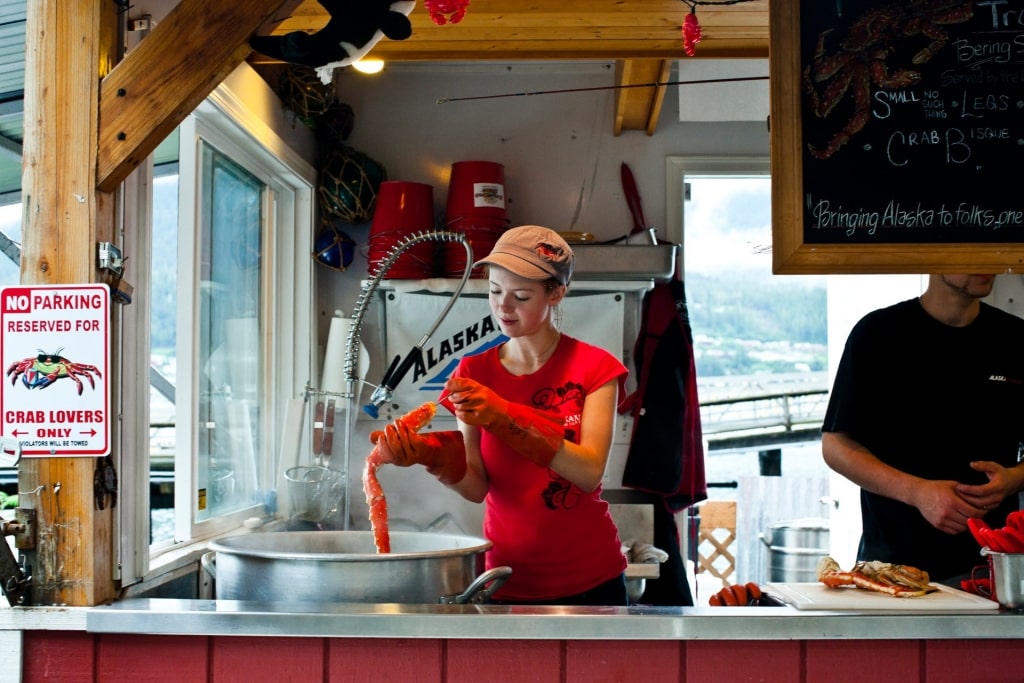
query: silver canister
[{"left": 982, "top": 549, "right": 1024, "bottom": 609}]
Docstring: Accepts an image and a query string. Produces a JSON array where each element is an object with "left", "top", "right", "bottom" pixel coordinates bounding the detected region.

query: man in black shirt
[{"left": 822, "top": 274, "right": 1024, "bottom": 583}]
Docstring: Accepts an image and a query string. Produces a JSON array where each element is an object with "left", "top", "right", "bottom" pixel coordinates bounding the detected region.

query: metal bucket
[
  {"left": 759, "top": 518, "right": 830, "bottom": 583},
  {"left": 981, "top": 549, "right": 1024, "bottom": 609},
  {"left": 204, "top": 530, "right": 509, "bottom": 604}
]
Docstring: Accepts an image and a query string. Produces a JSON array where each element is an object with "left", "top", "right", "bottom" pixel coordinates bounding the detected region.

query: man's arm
[{"left": 822, "top": 431, "right": 983, "bottom": 535}]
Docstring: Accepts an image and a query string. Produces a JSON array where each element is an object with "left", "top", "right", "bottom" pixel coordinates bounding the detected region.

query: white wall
[
  {"left": 334, "top": 62, "right": 767, "bottom": 242},
  {"left": 824, "top": 275, "right": 927, "bottom": 568},
  {"left": 311, "top": 62, "right": 769, "bottom": 534},
  {"left": 320, "top": 60, "right": 768, "bottom": 328}
]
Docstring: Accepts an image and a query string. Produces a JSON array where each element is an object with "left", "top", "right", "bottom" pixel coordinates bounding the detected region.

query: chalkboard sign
[{"left": 770, "top": 0, "right": 1024, "bottom": 273}]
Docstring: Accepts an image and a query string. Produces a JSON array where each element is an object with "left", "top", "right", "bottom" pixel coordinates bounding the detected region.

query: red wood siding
[{"left": 18, "top": 632, "right": 1024, "bottom": 683}]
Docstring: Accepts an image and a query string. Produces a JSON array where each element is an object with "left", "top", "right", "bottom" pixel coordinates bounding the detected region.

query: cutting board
[{"left": 765, "top": 582, "right": 998, "bottom": 611}]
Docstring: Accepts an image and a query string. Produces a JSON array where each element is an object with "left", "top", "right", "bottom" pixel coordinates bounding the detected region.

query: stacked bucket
[
  {"left": 440, "top": 161, "right": 510, "bottom": 278},
  {"left": 367, "top": 181, "right": 436, "bottom": 279}
]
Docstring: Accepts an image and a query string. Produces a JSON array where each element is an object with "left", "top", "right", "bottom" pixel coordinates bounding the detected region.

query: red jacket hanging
[{"left": 619, "top": 277, "right": 707, "bottom": 513}]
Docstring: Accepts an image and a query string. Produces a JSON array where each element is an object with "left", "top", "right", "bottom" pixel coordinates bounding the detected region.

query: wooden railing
[{"left": 698, "top": 373, "right": 829, "bottom": 450}]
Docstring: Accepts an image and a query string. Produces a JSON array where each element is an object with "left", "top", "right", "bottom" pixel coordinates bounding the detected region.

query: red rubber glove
[
  {"left": 444, "top": 377, "right": 563, "bottom": 468},
  {"left": 370, "top": 422, "right": 467, "bottom": 485}
]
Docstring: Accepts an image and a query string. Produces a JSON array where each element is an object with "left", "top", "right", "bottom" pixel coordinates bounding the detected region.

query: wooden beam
[
  {"left": 251, "top": 41, "right": 769, "bottom": 64},
  {"left": 96, "top": 0, "right": 303, "bottom": 193},
  {"left": 19, "top": 0, "right": 119, "bottom": 607},
  {"left": 613, "top": 59, "right": 670, "bottom": 136},
  {"left": 257, "top": 0, "right": 771, "bottom": 63},
  {"left": 645, "top": 59, "right": 671, "bottom": 136}
]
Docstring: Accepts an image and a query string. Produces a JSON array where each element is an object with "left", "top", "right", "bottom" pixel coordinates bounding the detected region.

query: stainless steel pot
[
  {"left": 204, "top": 530, "right": 509, "bottom": 604},
  {"left": 759, "top": 518, "right": 830, "bottom": 583}
]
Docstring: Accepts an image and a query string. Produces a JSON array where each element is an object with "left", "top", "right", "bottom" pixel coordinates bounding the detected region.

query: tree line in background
[{"left": 685, "top": 271, "right": 827, "bottom": 377}]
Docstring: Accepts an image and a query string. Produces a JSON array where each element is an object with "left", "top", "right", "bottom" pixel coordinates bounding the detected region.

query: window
[
  {"left": 0, "top": 202, "right": 19, "bottom": 507},
  {"left": 668, "top": 156, "right": 833, "bottom": 587},
  {"left": 0, "top": 69, "right": 316, "bottom": 586},
  {"left": 667, "top": 156, "right": 827, "bottom": 399},
  {"left": 0, "top": 204, "right": 19, "bottom": 283},
  {"left": 136, "top": 88, "right": 315, "bottom": 567}
]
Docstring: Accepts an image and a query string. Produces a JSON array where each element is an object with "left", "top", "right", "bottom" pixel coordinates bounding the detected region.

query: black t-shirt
[{"left": 822, "top": 298, "right": 1024, "bottom": 581}]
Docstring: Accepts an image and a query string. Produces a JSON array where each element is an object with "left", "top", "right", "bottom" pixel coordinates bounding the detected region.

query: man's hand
[
  {"left": 914, "top": 479, "right": 986, "bottom": 534},
  {"left": 956, "top": 460, "right": 1020, "bottom": 512}
]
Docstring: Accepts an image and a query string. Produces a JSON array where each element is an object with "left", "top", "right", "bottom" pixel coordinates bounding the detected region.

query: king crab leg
[
  {"left": 362, "top": 402, "right": 437, "bottom": 553},
  {"left": 362, "top": 447, "right": 390, "bottom": 553},
  {"left": 816, "top": 556, "right": 938, "bottom": 597}
]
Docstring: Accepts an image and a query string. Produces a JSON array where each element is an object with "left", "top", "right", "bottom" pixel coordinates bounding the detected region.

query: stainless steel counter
[{"left": 78, "top": 598, "right": 1024, "bottom": 640}]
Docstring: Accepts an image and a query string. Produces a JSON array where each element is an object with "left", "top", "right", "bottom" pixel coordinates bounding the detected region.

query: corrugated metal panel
[
  {"left": 0, "top": 0, "right": 25, "bottom": 100},
  {"left": 0, "top": 107, "right": 21, "bottom": 197},
  {"left": 0, "top": 0, "right": 25, "bottom": 197}
]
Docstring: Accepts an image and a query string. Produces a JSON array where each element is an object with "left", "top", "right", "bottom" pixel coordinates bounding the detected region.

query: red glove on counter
[
  {"left": 370, "top": 423, "right": 467, "bottom": 485},
  {"left": 443, "top": 377, "right": 563, "bottom": 468}
]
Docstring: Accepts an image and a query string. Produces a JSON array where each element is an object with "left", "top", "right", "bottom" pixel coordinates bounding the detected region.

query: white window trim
[
  {"left": 119, "top": 80, "right": 315, "bottom": 581},
  {"left": 664, "top": 155, "right": 771, "bottom": 253},
  {"left": 173, "top": 100, "right": 315, "bottom": 544}
]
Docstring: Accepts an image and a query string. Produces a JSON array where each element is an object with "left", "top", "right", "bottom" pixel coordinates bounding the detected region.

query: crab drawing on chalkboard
[
  {"left": 7, "top": 348, "right": 101, "bottom": 395},
  {"left": 802, "top": 0, "right": 973, "bottom": 160}
]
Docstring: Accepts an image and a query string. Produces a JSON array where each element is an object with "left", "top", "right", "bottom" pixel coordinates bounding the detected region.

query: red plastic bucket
[
  {"left": 368, "top": 181, "right": 436, "bottom": 279},
  {"left": 440, "top": 217, "right": 507, "bottom": 279},
  {"left": 444, "top": 161, "right": 509, "bottom": 224}
]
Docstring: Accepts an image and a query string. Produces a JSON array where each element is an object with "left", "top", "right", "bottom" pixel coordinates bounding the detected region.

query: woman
[{"left": 372, "top": 225, "right": 629, "bottom": 605}]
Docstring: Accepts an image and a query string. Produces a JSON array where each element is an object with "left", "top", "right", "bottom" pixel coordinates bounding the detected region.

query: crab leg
[
  {"left": 816, "top": 556, "right": 856, "bottom": 587},
  {"left": 362, "top": 402, "right": 437, "bottom": 553},
  {"left": 851, "top": 573, "right": 931, "bottom": 597},
  {"left": 817, "top": 556, "right": 938, "bottom": 597},
  {"left": 362, "top": 447, "right": 391, "bottom": 553}
]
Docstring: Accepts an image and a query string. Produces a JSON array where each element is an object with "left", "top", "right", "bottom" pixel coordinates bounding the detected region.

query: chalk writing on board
[{"left": 799, "top": 0, "right": 1024, "bottom": 244}]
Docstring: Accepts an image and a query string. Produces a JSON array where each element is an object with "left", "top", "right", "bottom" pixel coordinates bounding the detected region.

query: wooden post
[{"left": 18, "top": 0, "right": 120, "bottom": 606}]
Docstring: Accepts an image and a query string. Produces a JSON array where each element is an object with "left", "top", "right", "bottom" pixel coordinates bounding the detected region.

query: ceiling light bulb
[{"left": 352, "top": 59, "right": 385, "bottom": 74}]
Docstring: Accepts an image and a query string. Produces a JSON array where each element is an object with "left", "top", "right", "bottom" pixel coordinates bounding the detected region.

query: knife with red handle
[
  {"left": 312, "top": 400, "right": 325, "bottom": 458},
  {"left": 321, "top": 399, "right": 336, "bottom": 459}
]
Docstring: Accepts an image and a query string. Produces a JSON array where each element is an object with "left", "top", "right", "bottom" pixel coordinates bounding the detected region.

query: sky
[
  {"left": 684, "top": 176, "right": 774, "bottom": 275},
  {"left": 684, "top": 175, "right": 825, "bottom": 287}
]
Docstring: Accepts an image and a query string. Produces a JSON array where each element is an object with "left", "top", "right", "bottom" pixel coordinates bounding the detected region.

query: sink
[{"left": 572, "top": 244, "right": 677, "bottom": 281}]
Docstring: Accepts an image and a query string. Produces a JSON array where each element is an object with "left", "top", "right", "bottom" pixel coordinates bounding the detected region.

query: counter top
[{"left": 73, "top": 598, "right": 1023, "bottom": 641}]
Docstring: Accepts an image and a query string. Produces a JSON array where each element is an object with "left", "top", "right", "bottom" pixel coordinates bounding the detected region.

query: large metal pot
[
  {"left": 204, "top": 530, "right": 509, "bottom": 604},
  {"left": 759, "top": 518, "right": 830, "bottom": 583}
]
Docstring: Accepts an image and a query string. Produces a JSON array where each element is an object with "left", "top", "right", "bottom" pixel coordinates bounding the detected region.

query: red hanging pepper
[{"left": 682, "top": 8, "right": 702, "bottom": 57}]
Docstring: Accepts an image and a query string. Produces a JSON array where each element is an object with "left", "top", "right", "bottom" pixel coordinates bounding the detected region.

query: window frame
[
  {"left": 665, "top": 155, "right": 771, "bottom": 255},
  {"left": 120, "top": 82, "right": 315, "bottom": 582},
  {"left": 174, "top": 98, "right": 315, "bottom": 544}
]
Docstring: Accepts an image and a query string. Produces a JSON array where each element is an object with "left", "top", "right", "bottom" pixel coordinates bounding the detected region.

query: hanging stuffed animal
[{"left": 250, "top": 0, "right": 415, "bottom": 84}]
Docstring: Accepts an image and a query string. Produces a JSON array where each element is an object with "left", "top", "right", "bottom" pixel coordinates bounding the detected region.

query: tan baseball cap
[{"left": 473, "top": 225, "right": 574, "bottom": 285}]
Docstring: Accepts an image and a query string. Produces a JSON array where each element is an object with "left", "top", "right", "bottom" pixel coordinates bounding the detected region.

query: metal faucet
[{"left": 337, "top": 229, "right": 473, "bottom": 527}]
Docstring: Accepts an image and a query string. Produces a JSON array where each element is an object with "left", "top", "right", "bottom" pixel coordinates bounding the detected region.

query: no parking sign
[{"left": 0, "top": 284, "right": 110, "bottom": 457}]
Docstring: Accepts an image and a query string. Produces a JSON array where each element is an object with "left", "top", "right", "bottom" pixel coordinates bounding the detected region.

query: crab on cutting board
[{"left": 816, "top": 556, "right": 938, "bottom": 597}]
